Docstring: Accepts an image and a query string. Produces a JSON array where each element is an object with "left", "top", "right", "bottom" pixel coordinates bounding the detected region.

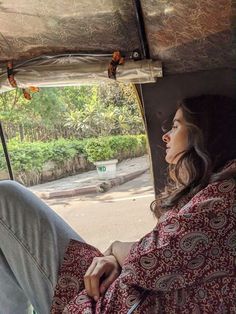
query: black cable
[
  {"left": 0, "top": 122, "right": 14, "bottom": 180},
  {"left": 133, "top": 0, "right": 150, "bottom": 59}
]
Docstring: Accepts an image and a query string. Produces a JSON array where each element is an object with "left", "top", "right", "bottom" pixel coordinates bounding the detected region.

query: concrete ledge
[
  {"left": 39, "top": 185, "right": 98, "bottom": 199},
  {"left": 37, "top": 168, "right": 148, "bottom": 199}
]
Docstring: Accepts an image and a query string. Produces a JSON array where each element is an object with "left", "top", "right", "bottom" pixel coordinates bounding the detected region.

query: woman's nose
[{"left": 162, "top": 132, "right": 170, "bottom": 143}]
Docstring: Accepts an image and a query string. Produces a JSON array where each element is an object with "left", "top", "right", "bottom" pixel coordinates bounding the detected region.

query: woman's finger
[
  {"left": 100, "top": 268, "right": 120, "bottom": 295},
  {"left": 84, "top": 256, "right": 120, "bottom": 301},
  {"left": 89, "top": 266, "right": 104, "bottom": 301},
  {"left": 84, "top": 258, "right": 97, "bottom": 297}
]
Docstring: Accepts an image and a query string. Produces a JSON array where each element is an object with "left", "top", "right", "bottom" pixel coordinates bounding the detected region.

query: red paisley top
[{"left": 51, "top": 161, "right": 236, "bottom": 313}]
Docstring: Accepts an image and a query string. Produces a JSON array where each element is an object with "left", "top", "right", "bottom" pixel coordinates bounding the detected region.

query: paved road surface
[{"left": 45, "top": 171, "right": 156, "bottom": 252}]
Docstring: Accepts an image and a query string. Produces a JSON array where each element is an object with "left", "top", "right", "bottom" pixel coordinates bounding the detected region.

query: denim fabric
[{"left": 0, "top": 180, "right": 84, "bottom": 314}]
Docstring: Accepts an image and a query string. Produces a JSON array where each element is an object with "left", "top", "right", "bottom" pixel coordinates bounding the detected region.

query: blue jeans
[{"left": 0, "top": 180, "right": 84, "bottom": 314}]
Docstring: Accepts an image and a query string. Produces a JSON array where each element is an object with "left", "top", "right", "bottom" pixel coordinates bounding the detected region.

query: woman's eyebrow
[{"left": 172, "top": 118, "right": 181, "bottom": 123}]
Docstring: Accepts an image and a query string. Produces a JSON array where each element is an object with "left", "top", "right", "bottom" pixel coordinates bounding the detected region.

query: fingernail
[{"left": 94, "top": 296, "right": 98, "bottom": 302}]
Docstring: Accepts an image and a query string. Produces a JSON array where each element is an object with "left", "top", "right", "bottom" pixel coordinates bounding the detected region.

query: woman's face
[{"left": 162, "top": 108, "right": 189, "bottom": 164}]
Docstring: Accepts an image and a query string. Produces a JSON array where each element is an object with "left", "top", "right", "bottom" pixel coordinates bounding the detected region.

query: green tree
[{"left": 0, "top": 83, "right": 144, "bottom": 141}]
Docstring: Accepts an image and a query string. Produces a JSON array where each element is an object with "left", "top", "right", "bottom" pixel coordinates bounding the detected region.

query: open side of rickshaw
[
  {"left": 0, "top": 0, "right": 235, "bottom": 200},
  {"left": 0, "top": 1, "right": 235, "bottom": 313}
]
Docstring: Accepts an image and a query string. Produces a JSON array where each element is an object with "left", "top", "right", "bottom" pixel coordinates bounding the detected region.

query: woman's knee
[
  {"left": 0, "top": 180, "right": 27, "bottom": 199},
  {"left": 0, "top": 180, "right": 38, "bottom": 220}
]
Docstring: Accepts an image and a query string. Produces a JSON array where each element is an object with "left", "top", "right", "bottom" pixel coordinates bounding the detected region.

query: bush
[
  {"left": 0, "top": 138, "right": 87, "bottom": 172},
  {"left": 85, "top": 135, "right": 147, "bottom": 163},
  {"left": 85, "top": 139, "right": 117, "bottom": 163},
  {"left": 0, "top": 135, "right": 147, "bottom": 173},
  {"left": 107, "top": 134, "right": 147, "bottom": 159},
  {"left": 0, "top": 140, "right": 48, "bottom": 172}
]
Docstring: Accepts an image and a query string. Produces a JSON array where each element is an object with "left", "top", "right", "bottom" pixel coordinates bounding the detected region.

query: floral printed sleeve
[
  {"left": 51, "top": 241, "right": 103, "bottom": 313},
  {"left": 121, "top": 179, "right": 236, "bottom": 293}
]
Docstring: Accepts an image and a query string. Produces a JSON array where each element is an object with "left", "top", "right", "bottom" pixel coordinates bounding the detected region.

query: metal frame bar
[
  {"left": 133, "top": 0, "right": 150, "bottom": 59},
  {"left": 0, "top": 122, "right": 14, "bottom": 180}
]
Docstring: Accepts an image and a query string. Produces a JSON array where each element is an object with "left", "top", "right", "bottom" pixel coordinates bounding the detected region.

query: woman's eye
[{"left": 171, "top": 125, "right": 178, "bottom": 130}]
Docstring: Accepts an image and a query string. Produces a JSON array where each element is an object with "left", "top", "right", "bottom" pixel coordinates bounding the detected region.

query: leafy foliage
[
  {"left": 0, "top": 84, "right": 144, "bottom": 141},
  {"left": 84, "top": 134, "right": 147, "bottom": 162},
  {"left": 85, "top": 139, "right": 117, "bottom": 162},
  {"left": 0, "top": 135, "right": 147, "bottom": 172}
]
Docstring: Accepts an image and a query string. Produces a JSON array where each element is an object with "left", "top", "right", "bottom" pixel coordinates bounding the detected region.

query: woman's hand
[
  {"left": 84, "top": 255, "right": 121, "bottom": 301},
  {"left": 103, "top": 241, "right": 135, "bottom": 267}
]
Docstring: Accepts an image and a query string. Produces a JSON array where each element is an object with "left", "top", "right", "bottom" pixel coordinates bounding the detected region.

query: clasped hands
[{"left": 84, "top": 243, "right": 121, "bottom": 302}]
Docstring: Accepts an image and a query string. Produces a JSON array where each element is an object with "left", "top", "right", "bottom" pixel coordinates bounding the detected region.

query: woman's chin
[
  {"left": 165, "top": 155, "right": 176, "bottom": 165},
  {"left": 165, "top": 155, "right": 172, "bottom": 164}
]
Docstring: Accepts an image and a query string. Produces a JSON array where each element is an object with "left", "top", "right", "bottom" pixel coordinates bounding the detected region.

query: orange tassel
[
  {"left": 108, "top": 51, "right": 125, "bottom": 80},
  {"left": 7, "top": 61, "right": 17, "bottom": 88}
]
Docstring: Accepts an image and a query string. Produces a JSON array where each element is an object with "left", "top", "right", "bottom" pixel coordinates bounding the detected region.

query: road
[{"left": 45, "top": 171, "right": 156, "bottom": 252}]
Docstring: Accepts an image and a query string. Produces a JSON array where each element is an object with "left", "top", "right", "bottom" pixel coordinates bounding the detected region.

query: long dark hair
[{"left": 151, "top": 94, "right": 236, "bottom": 219}]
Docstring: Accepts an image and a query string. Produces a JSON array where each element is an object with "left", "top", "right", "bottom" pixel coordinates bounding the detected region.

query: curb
[{"left": 37, "top": 168, "right": 148, "bottom": 199}]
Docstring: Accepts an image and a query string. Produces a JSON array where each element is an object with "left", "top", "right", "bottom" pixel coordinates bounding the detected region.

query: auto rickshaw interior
[{"left": 0, "top": 0, "right": 235, "bottom": 193}]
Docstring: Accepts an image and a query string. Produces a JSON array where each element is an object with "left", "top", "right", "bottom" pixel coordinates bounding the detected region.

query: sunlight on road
[{"left": 45, "top": 172, "right": 156, "bottom": 252}]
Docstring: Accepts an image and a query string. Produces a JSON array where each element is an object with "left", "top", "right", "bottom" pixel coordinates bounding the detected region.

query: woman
[{"left": 0, "top": 95, "right": 235, "bottom": 314}]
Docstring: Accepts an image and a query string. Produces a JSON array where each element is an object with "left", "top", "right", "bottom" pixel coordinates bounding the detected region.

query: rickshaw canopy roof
[{"left": 0, "top": 0, "right": 234, "bottom": 91}]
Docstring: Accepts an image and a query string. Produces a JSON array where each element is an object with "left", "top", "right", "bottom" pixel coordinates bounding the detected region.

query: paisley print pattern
[
  {"left": 226, "top": 231, "right": 236, "bottom": 249},
  {"left": 175, "top": 289, "right": 187, "bottom": 306},
  {"left": 179, "top": 232, "right": 209, "bottom": 252},
  {"left": 218, "top": 179, "right": 235, "bottom": 193},
  {"left": 163, "top": 218, "right": 180, "bottom": 233},
  {"left": 126, "top": 294, "right": 140, "bottom": 307},
  {"left": 163, "top": 248, "right": 173, "bottom": 258},
  {"left": 155, "top": 274, "right": 185, "bottom": 291},
  {"left": 196, "top": 288, "right": 207, "bottom": 300},
  {"left": 204, "top": 271, "right": 231, "bottom": 282},
  {"left": 74, "top": 295, "right": 91, "bottom": 306},
  {"left": 209, "top": 246, "right": 221, "bottom": 257},
  {"left": 51, "top": 160, "right": 236, "bottom": 314},
  {"left": 209, "top": 212, "right": 227, "bottom": 229},
  {"left": 140, "top": 253, "right": 157, "bottom": 269},
  {"left": 187, "top": 255, "right": 205, "bottom": 270},
  {"left": 232, "top": 205, "right": 236, "bottom": 216}
]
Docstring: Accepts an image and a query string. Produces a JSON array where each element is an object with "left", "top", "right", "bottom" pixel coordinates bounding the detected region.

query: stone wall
[{"left": 0, "top": 155, "right": 95, "bottom": 187}]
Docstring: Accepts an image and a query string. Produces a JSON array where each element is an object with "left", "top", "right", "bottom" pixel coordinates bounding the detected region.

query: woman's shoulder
[
  {"left": 178, "top": 177, "right": 236, "bottom": 217},
  {"left": 205, "top": 176, "right": 235, "bottom": 196},
  {"left": 198, "top": 159, "right": 236, "bottom": 197},
  {"left": 201, "top": 177, "right": 236, "bottom": 197}
]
